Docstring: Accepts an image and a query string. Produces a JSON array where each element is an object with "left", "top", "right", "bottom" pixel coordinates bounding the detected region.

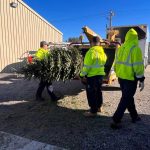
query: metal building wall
[{"left": 0, "top": 0, "right": 63, "bottom": 72}]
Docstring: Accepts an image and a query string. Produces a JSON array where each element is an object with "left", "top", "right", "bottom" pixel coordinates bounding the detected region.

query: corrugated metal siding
[{"left": 0, "top": 0, "right": 63, "bottom": 72}]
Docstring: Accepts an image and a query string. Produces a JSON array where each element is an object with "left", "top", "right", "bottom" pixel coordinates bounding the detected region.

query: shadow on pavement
[{"left": 0, "top": 74, "right": 150, "bottom": 149}]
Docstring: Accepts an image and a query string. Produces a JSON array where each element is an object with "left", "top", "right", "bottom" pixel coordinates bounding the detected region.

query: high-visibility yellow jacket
[
  {"left": 114, "top": 28, "right": 144, "bottom": 81},
  {"left": 35, "top": 48, "right": 50, "bottom": 60},
  {"left": 80, "top": 46, "right": 107, "bottom": 77}
]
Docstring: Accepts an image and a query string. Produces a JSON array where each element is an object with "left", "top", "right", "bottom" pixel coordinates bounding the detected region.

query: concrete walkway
[{"left": 0, "top": 131, "right": 65, "bottom": 150}]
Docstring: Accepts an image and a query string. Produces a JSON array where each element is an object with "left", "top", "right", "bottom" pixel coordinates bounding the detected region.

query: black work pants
[
  {"left": 36, "top": 80, "right": 57, "bottom": 100},
  {"left": 113, "top": 78, "right": 138, "bottom": 123},
  {"left": 86, "top": 75, "right": 103, "bottom": 113}
]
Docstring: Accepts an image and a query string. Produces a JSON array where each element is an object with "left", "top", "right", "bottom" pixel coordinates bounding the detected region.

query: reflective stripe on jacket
[
  {"left": 80, "top": 46, "right": 107, "bottom": 77},
  {"left": 114, "top": 28, "right": 144, "bottom": 80},
  {"left": 35, "top": 48, "right": 50, "bottom": 60}
]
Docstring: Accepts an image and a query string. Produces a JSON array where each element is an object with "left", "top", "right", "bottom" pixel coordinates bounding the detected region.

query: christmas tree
[{"left": 21, "top": 47, "right": 83, "bottom": 82}]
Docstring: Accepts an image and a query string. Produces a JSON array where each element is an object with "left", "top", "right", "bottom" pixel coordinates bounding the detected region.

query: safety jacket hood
[
  {"left": 90, "top": 46, "right": 104, "bottom": 53},
  {"left": 115, "top": 28, "right": 144, "bottom": 81},
  {"left": 124, "top": 28, "right": 138, "bottom": 46}
]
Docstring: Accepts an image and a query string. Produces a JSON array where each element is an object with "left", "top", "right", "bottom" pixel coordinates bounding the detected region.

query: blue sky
[{"left": 24, "top": 0, "right": 150, "bottom": 41}]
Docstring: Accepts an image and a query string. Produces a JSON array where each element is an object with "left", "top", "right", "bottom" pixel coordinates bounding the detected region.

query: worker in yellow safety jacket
[
  {"left": 35, "top": 44, "right": 49, "bottom": 60},
  {"left": 35, "top": 41, "right": 60, "bottom": 101},
  {"left": 111, "top": 28, "right": 145, "bottom": 129},
  {"left": 80, "top": 36, "right": 107, "bottom": 117}
]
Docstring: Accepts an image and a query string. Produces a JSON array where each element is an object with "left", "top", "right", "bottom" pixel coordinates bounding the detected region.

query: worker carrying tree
[
  {"left": 80, "top": 36, "right": 107, "bottom": 117},
  {"left": 111, "top": 28, "right": 145, "bottom": 129},
  {"left": 35, "top": 41, "right": 60, "bottom": 101}
]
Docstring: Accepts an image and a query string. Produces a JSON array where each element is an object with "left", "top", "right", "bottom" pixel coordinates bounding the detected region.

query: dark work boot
[
  {"left": 53, "top": 96, "right": 61, "bottom": 101},
  {"left": 35, "top": 96, "right": 45, "bottom": 101},
  {"left": 132, "top": 116, "right": 141, "bottom": 123},
  {"left": 110, "top": 122, "right": 122, "bottom": 130},
  {"left": 48, "top": 92, "right": 61, "bottom": 101}
]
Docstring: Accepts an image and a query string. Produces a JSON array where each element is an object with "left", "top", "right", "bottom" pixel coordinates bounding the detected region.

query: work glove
[{"left": 139, "top": 81, "right": 144, "bottom": 91}]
